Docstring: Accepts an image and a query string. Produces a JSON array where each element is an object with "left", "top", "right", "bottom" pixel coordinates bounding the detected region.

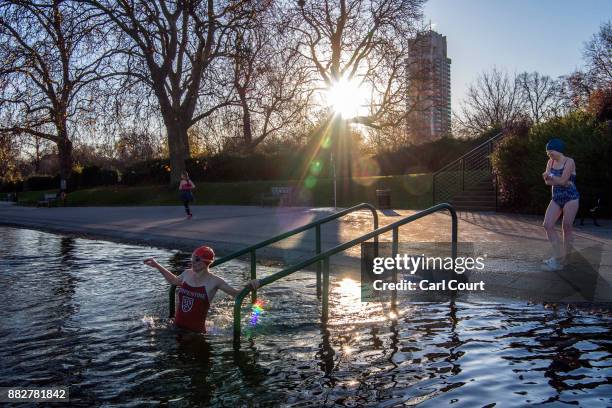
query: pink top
[{"left": 179, "top": 180, "right": 194, "bottom": 191}]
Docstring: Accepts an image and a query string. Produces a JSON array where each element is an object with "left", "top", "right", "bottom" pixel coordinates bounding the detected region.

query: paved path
[{"left": 1, "top": 204, "right": 611, "bottom": 302}]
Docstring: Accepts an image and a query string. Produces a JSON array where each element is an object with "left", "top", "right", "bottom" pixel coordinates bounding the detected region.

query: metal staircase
[
  {"left": 432, "top": 132, "right": 505, "bottom": 211},
  {"left": 232, "top": 203, "right": 458, "bottom": 345}
]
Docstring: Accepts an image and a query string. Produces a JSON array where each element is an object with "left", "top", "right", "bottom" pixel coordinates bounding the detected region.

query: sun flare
[{"left": 325, "top": 77, "right": 368, "bottom": 118}]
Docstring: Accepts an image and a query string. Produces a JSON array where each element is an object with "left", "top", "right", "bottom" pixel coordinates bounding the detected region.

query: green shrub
[
  {"left": 122, "top": 159, "right": 171, "bottom": 185},
  {"left": 80, "top": 166, "right": 119, "bottom": 188},
  {"left": 122, "top": 132, "right": 497, "bottom": 186},
  {"left": 18, "top": 174, "right": 432, "bottom": 209},
  {"left": 492, "top": 111, "right": 611, "bottom": 213},
  {"left": 24, "top": 176, "right": 55, "bottom": 191},
  {"left": 0, "top": 180, "right": 23, "bottom": 193}
]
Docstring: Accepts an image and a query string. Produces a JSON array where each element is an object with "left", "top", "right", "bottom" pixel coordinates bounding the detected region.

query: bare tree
[
  {"left": 81, "top": 0, "right": 261, "bottom": 182},
  {"left": 115, "top": 129, "right": 160, "bottom": 164},
  {"left": 584, "top": 20, "right": 612, "bottom": 88},
  {"left": 455, "top": 68, "right": 524, "bottom": 135},
  {"left": 516, "top": 72, "right": 562, "bottom": 124},
  {"left": 559, "top": 70, "right": 594, "bottom": 111},
  {"left": 0, "top": 0, "right": 117, "bottom": 183},
  {"left": 290, "top": 0, "right": 426, "bottom": 129},
  {"left": 226, "top": 7, "right": 315, "bottom": 152},
  {"left": 0, "top": 130, "right": 22, "bottom": 182}
]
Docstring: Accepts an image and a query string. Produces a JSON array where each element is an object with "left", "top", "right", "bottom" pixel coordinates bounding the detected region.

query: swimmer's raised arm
[
  {"left": 143, "top": 258, "right": 183, "bottom": 286},
  {"left": 216, "top": 277, "right": 260, "bottom": 298}
]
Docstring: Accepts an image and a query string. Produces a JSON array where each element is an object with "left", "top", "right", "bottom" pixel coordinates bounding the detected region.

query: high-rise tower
[{"left": 405, "top": 30, "right": 451, "bottom": 144}]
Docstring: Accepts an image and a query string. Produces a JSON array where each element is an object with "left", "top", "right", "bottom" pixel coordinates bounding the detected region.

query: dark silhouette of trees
[
  {"left": 290, "top": 0, "right": 426, "bottom": 129},
  {"left": 0, "top": 0, "right": 118, "bottom": 182},
  {"left": 584, "top": 20, "right": 612, "bottom": 88},
  {"left": 516, "top": 72, "right": 563, "bottom": 124},
  {"left": 80, "top": 0, "right": 262, "bottom": 182},
  {"left": 228, "top": 14, "right": 314, "bottom": 151},
  {"left": 455, "top": 68, "right": 525, "bottom": 135}
]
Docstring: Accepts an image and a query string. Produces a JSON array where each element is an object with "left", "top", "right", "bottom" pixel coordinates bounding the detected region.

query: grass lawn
[{"left": 16, "top": 174, "right": 433, "bottom": 209}]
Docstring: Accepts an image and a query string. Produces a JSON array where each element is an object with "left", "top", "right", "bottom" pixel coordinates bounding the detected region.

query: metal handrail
[
  {"left": 432, "top": 132, "right": 505, "bottom": 206},
  {"left": 432, "top": 132, "right": 504, "bottom": 177},
  {"left": 168, "top": 202, "right": 379, "bottom": 316},
  {"left": 233, "top": 203, "right": 458, "bottom": 344}
]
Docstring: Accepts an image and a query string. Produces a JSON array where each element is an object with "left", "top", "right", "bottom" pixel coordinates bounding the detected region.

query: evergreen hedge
[{"left": 491, "top": 111, "right": 611, "bottom": 214}]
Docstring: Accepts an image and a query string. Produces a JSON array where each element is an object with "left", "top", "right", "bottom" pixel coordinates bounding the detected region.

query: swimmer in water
[{"left": 144, "top": 246, "right": 259, "bottom": 333}]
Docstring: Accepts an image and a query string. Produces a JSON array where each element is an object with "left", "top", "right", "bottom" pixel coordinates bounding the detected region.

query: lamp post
[{"left": 331, "top": 150, "right": 337, "bottom": 208}]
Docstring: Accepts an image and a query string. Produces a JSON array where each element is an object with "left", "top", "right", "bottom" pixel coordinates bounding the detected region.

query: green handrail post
[
  {"left": 322, "top": 257, "right": 330, "bottom": 323},
  {"left": 250, "top": 250, "right": 257, "bottom": 304},
  {"left": 316, "top": 224, "right": 322, "bottom": 299},
  {"left": 233, "top": 286, "right": 250, "bottom": 348},
  {"left": 373, "top": 213, "right": 379, "bottom": 257},
  {"left": 450, "top": 205, "right": 458, "bottom": 260}
]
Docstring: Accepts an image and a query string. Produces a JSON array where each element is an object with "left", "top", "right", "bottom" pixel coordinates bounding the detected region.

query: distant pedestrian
[{"left": 179, "top": 171, "right": 195, "bottom": 219}]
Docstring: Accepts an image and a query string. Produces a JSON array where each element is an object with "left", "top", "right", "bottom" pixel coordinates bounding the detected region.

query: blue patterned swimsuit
[{"left": 550, "top": 159, "right": 579, "bottom": 208}]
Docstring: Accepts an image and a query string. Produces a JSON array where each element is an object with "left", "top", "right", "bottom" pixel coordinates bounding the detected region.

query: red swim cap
[{"left": 193, "top": 246, "right": 215, "bottom": 265}]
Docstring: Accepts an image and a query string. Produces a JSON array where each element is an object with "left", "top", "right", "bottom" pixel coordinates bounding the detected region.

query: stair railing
[
  {"left": 233, "top": 203, "right": 457, "bottom": 345},
  {"left": 168, "top": 203, "right": 378, "bottom": 317},
  {"left": 432, "top": 132, "right": 504, "bottom": 206}
]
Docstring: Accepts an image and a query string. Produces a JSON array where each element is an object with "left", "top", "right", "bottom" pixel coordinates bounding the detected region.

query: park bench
[
  {"left": 577, "top": 195, "right": 603, "bottom": 226},
  {"left": 37, "top": 193, "right": 58, "bottom": 207},
  {"left": 260, "top": 186, "right": 296, "bottom": 206},
  {"left": 1, "top": 193, "right": 16, "bottom": 204}
]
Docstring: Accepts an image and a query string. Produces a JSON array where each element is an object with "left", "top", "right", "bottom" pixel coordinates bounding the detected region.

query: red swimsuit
[{"left": 174, "top": 282, "right": 210, "bottom": 333}]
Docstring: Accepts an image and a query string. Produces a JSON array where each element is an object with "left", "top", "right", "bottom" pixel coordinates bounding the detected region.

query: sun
[{"left": 325, "top": 76, "right": 368, "bottom": 118}]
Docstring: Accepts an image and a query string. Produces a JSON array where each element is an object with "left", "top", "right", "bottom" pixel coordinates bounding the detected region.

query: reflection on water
[{"left": 0, "top": 226, "right": 611, "bottom": 407}]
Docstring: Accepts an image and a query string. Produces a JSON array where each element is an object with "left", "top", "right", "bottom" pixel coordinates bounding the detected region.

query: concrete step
[
  {"left": 448, "top": 177, "right": 497, "bottom": 211},
  {"left": 460, "top": 187, "right": 495, "bottom": 194},
  {"left": 461, "top": 183, "right": 493, "bottom": 189}
]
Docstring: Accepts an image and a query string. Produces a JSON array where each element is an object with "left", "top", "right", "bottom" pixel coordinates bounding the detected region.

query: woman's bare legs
[
  {"left": 561, "top": 199, "right": 579, "bottom": 259},
  {"left": 543, "top": 200, "right": 563, "bottom": 259}
]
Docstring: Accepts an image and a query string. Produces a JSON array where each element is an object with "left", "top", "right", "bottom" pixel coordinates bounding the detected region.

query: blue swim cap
[{"left": 546, "top": 138, "right": 565, "bottom": 153}]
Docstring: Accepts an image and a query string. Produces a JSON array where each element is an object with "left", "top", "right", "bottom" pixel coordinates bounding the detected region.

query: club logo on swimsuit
[{"left": 181, "top": 296, "right": 194, "bottom": 313}]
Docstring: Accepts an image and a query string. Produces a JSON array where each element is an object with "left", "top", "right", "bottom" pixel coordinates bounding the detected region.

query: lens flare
[
  {"left": 249, "top": 299, "right": 266, "bottom": 326},
  {"left": 352, "top": 157, "right": 381, "bottom": 186},
  {"left": 305, "top": 175, "right": 317, "bottom": 189},
  {"left": 310, "top": 160, "right": 323, "bottom": 175}
]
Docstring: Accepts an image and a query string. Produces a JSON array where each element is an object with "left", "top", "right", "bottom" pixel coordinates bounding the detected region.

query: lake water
[{"left": 0, "top": 226, "right": 610, "bottom": 407}]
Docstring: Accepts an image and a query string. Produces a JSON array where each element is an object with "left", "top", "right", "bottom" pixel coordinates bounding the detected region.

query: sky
[{"left": 423, "top": 0, "right": 612, "bottom": 112}]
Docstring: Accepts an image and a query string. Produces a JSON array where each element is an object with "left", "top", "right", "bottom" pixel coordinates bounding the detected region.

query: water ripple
[{"left": 1, "top": 226, "right": 611, "bottom": 406}]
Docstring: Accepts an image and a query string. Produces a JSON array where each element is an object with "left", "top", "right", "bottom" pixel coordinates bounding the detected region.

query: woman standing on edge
[
  {"left": 179, "top": 171, "right": 195, "bottom": 219},
  {"left": 542, "top": 138, "right": 580, "bottom": 271}
]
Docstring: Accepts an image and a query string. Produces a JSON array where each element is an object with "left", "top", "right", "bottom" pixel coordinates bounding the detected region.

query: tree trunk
[
  {"left": 167, "top": 121, "right": 191, "bottom": 184},
  {"left": 239, "top": 89, "right": 253, "bottom": 146},
  {"left": 34, "top": 137, "right": 42, "bottom": 174},
  {"left": 57, "top": 135, "right": 73, "bottom": 184}
]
